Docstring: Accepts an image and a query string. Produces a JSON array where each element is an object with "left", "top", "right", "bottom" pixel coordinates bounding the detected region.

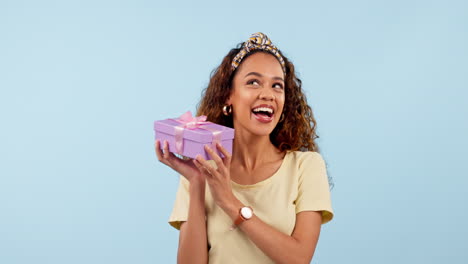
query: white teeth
[{"left": 252, "top": 107, "right": 273, "bottom": 114}]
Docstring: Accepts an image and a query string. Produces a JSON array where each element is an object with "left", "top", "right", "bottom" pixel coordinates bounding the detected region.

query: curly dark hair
[{"left": 196, "top": 43, "right": 320, "bottom": 153}]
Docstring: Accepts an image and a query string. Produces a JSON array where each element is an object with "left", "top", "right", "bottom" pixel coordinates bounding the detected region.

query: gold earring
[{"left": 223, "top": 105, "right": 232, "bottom": 116}]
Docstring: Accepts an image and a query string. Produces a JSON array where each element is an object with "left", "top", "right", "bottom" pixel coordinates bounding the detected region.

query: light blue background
[{"left": 1, "top": 0, "right": 467, "bottom": 263}]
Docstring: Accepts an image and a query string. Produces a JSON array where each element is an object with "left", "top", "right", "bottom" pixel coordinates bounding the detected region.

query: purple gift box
[{"left": 154, "top": 111, "right": 235, "bottom": 160}]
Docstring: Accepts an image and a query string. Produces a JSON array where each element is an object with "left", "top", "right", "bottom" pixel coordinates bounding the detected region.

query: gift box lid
[{"left": 154, "top": 119, "right": 234, "bottom": 143}]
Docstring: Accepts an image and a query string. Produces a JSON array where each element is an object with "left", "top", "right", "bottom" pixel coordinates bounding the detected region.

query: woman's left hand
[{"left": 193, "top": 143, "right": 235, "bottom": 210}]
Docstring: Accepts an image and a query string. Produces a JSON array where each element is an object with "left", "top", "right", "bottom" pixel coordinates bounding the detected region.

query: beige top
[{"left": 168, "top": 151, "right": 334, "bottom": 263}]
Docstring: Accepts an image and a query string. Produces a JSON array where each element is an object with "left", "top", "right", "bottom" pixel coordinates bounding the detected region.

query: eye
[
  {"left": 247, "top": 79, "right": 260, "bottom": 86},
  {"left": 273, "top": 83, "right": 284, "bottom": 89}
]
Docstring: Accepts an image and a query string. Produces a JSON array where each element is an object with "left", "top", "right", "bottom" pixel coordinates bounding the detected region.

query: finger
[
  {"left": 163, "top": 141, "right": 182, "bottom": 163},
  {"left": 192, "top": 158, "right": 203, "bottom": 171},
  {"left": 163, "top": 140, "right": 171, "bottom": 159},
  {"left": 156, "top": 140, "right": 176, "bottom": 166},
  {"left": 195, "top": 154, "right": 209, "bottom": 167},
  {"left": 155, "top": 140, "right": 164, "bottom": 161},
  {"left": 195, "top": 154, "right": 216, "bottom": 176},
  {"left": 193, "top": 158, "right": 212, "bottom": 177},
  {"left": 204, "top": 145, "right": 224, "bottom": 171},
  {"left": 216, "top": 142, "right": 232, "bottom": 167}
]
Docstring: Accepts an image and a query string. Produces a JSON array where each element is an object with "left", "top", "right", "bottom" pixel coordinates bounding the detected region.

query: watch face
[{"left": 241, "top": 207, "right": 253, "bottom": 219}]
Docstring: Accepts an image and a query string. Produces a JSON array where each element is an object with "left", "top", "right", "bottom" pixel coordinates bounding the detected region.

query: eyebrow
[{"left": 244, "top": 72, "right": 284, "bottom": 82}]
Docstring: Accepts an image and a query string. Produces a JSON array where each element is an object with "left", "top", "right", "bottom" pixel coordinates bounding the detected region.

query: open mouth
[{"left": 252, "top": 106, "right": 274, "bottom": 119}]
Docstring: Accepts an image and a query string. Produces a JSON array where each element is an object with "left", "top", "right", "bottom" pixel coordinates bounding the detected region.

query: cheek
[
  {"left": 278, "top": 94, "right": 286, "bottom": 110},
  {"left": 234, "top": 89, "right": 254, "bottom": 108},
  {"left": 239, "top": 92, "right": 252, "bottom": 104}
]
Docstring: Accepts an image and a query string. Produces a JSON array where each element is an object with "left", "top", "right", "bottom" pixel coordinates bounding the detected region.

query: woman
[{"left": 155, "top": 32, "right": 334, "bottom": 264}]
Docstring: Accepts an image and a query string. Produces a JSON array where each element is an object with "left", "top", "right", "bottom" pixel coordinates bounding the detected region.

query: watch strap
[{"left": 230, "top": 206, "right": 253, "bottom": 231}]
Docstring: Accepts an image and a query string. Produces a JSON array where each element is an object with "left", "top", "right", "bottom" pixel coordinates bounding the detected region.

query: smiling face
[{"left": 227, "top": 52, "right": 286, "bottom": 137}]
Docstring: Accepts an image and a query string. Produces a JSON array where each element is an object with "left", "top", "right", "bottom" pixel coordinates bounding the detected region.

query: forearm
[
  {"left": 224, "top": 199, "right": 315, "bottom": 264},
  {"left": 177, "top": 180, "right": 208, "bottom": 264}
]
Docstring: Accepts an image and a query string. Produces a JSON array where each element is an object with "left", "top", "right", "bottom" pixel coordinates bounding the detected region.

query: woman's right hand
[{"left": 154, "top": 139, "right": 206, "bottom": 184}]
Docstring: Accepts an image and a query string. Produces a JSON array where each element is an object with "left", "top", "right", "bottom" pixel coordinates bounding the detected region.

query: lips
[{"left": 251, "top": 104, "right": 275, "bottom": 123}]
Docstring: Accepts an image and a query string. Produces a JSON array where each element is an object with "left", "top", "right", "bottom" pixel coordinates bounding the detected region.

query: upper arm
[
  {"left": 177, "top": 221, "right": 186, "bottom": 254},
  {"left": 291, "top": 211, "right": 322, "bottom": 262},
  {"left": 178, "top": 221, "right": 187, "bottom": 243}
]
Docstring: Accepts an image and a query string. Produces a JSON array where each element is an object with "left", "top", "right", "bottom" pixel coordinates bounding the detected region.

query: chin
[
  {"left": 249, "top": 125, "right": 277, "bottom": 137},
  {"left": 233, "top": 118, "right": 279, "bottom": 137}
]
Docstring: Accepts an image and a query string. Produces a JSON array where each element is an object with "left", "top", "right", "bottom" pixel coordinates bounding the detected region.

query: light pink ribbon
[{"left": 171, "top": 111, "right": 222, "bottom": 155}]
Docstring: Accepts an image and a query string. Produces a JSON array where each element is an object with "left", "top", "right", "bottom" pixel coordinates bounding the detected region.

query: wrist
[
  {"left": 223, "top": 196, "right": 244, "bottom": 221},
  {"left": 189, "top": 177, "right": 205, "bottom": 188},
  {"left": 189, "top": 179, "right": 206, "bottom": 199}
]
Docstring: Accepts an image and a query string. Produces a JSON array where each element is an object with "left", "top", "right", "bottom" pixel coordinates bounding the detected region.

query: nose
[{"left": 259, "top": 89, "right": 275, "bottom": 101}]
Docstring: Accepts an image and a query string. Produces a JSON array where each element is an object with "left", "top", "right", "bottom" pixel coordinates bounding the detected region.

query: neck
[{"left": 231, "top": 129, "right": 280, "bottom": 171}]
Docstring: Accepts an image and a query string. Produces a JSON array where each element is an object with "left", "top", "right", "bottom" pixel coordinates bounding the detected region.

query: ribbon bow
[
  {"left": 172, "top": 111, "right": 221, "bottom": 156},
  {"left": 177, "top": 111, "right": 208, "bottom": 129}
]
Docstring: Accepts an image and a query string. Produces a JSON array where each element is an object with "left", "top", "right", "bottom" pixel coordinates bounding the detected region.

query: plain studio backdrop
[{"left": 1, "top": 0, "right": 467, "bottom": 263}]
